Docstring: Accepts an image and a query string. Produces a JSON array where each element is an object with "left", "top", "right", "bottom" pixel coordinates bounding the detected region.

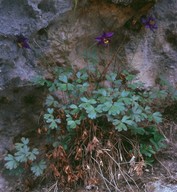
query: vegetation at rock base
[
  {"left": 4, "top": 1, "right": 177, "bottom": 191},
  {"left": 4, "top": 62, "right": 176, "bottom": 191}
]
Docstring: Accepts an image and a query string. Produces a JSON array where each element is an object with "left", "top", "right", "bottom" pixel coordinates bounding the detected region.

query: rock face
[
  {"left": 125, "top": 0, "right": 177, "bottom": 87},
  {"left": 1, "top": 0, "right": 177, "bottom": 89},
  {"left": 0, "top": 0, "right": 72, "bottom": 89},
  {"left": 0, "top": 0, "right": 177, "bottom": 191},
  {"left": 154, "top": 0, "right": 177, "bottom": 85},
  {"left": 0, "top": 0, "right": 72, "bottom": 36},
  {"left": 0, "top": 1, "right": 72, "bottom": 190}
]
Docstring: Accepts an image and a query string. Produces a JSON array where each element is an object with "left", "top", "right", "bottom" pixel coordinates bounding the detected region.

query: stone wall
[
  {"left": 1, "top": 0, "right": 177, "bottom": 90},
  {"left": 0, "top": 0, "right": 177, "bottom": 191},
  {"left": 0, "top": 0, "right": 72, "bottom": 89}
]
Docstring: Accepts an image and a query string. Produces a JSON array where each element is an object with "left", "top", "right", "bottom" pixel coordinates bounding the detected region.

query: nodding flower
[
  {"left": 141, "top": 16, "right": 158, "bottom": 32},
  {"left": 95, "top": 32, "right": 114, "bottom": 46},
  {"left": 16, "top": 35, "right": 31, "bottom": 49}
]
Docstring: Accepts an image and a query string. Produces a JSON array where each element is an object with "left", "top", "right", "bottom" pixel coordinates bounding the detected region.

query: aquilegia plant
[
  {"left": 4, "top": 14, "right": 170, "bottom": 190},
  {"left": 141, "top": 15, "right": 158, "bottom": 32},
  {"left": 16, "top": 35, "right": 31, "bottom": 49},
  {"left": 95, "top": 32, "right": 114, "bottom": 46},
  {"left": 5, "top": 64, "right": 169, "bottom": 183}
]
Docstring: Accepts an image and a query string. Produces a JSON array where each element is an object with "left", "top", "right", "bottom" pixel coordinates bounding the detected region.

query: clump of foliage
[
  {"left": 3, "top": 3, "right": 174, "bottom": 189},
  {"left": 4, "top": 137, "right": 46, "bottom": 177},
  {"left": 4, "top": 64, "right": 171, "bottom": 190}
]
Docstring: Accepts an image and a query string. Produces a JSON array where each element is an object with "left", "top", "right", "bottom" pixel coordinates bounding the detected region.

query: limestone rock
[
  {"left": 0, "top": 0, "right": 177, "bottom": 191},
  {"left": 125, "top": 0, "right": 177, "bottom": 86},
  {"left": 0, "top": 0, "right": 72, "bottom": 89}
]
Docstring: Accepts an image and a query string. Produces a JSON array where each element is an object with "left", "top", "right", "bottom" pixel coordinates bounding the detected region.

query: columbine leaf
[
  {"left": 33, "top": 76, "right": 47, "bottom": 86},
  {"left": 108, "top": 104, "right": 119, "bottom": 116},
  {"left": 115, "top": 122, "right": 127, "bottom": 131},
  {"left": 49, "top": 121, "right": 58, "bottom": 129},
  {"left": 45, "top": 95, "right": 59, "bottom": 107},
  {"left": 31, "top": 160, "right": 47, "bottom": 177},
  {"left": 45, "top": 117, "right": 54, "bottom": 123},
  {"left": 70, "top": 104, "right": 78, "bottom": 109},
  {"left": 88, "top": 99, "right": 97, "bottom": 105},
  {"left": 106, "top": 72, "right": 117, "bottom": 82},
  {"left": 57, "top": 83, "right": 67, "bottom": 91},
  {"left": 15, "top": 142, "right": 25, "bottom": 150},
  {"left": 67, "top": 120, "right": 77, "bottom": 129},
  {"left": 28, "top": 151, "right": 38, "bottom": 161},
  {"left": 121, "top": 116, "right": 134, "bottom": 126},
  {"left": 49, "top": 83, "right": 57, "bottom": 92},
  {"left": 76, "top": 71, "right": 88, "bottom": 83},
  {"left": 15, "top": 138, "right": 29, "bottom": 151},
  {"left": 67, "top": 83, "right": 74, "bottom": 90},
  {"left": 131, "top": 126, "right": 145, "bottom": 135},
  {"left": 132, "top": 95, "right": 140, "bottom": 102},
  {"left": 14, "top": 145, "right": 30, "bottom": 162},
  {"left": 152, "top": 112, "right": 162, "bottom": 123},
  {"left": 150, "top": 133, "right": 165, "bottom": 151},
  {"left": 145, "top": 106, "right": 151, "bottom": 114},
  {"left": 47, "top": 108, "right": 54, "bottom": 114},
  {"left": 131, "top": 104, "right": 143, "bottom": 122},
  {"left": 15, "top": 154, "right": 27, "bottom": 163},
  {"left": 140, "top": 144, "right": 156, "bottom": 157},
  {"left": 55, "top": 118, "right": 61, "bottom": 123},
  {"left": 80, "top": 97, "right": 88, "bottom": 103},
  {"left": 88, "top": 109, "right": 97, "bottom": 119},
  {"left": 114, "top": 102, "right": 125, "bottom": 114},
  {"left": 95, "top": 104, "right": 104, "bottom": 113},
  {"left": 131, "top": 113, "right": 141, "bottom": 122},
  {"left": 70, "top": 104, "right": 80, "bottom": 115},
  {"left": 21, "top": 137, "right": 29, "bottom": 145},
  {"left": 85, "top": 105, "right": 94, "bottom": 113},
  {"left": 59, "top": 75, "right": 68, "bottom": 83},
  {"left": 97, "top": 88, "right": 107, "bottom": 96},
  {"left": 102, "top": 101, "right": 113, "bottom": 112},
  {"left": 112, "top": 119, "right": 120, "bottom": 126},
  {"left": 141, "top": 112, "right": 148, "bottom": 120},
  {"left": 4, "top": 154, "right": 19, "bottom": 170},
  {"left": 119, "top": 97, "right": 132, "bottom": 105},
  {"left": 44, "top": 113, "right": 52, "bottom": 120},
  {"left": 121, "top": 90, "right": 130, "bottom": 97},
  {"left": 32, "top": 148, "right": 39, "bottom": 155}
]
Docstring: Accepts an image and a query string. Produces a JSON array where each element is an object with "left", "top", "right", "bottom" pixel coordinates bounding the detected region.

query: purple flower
[
  {"left": 95, "top": 32, "right": 114, "bottom": 46},
  {"left": 16, "top": 35, "right": 31, "bottom": 49},
  {"left": 141, "top": 16, "right": 157, "bottom": 32}
]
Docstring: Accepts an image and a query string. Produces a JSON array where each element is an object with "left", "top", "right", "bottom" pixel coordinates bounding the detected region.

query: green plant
[
  {"left": 49, "top": 70, "right": 165, "bottom": 166},
  {"left": 5, "top": 64, "right": 175, "bottom": 190},
  {"left": 4, "top": 137, "right": 46, "bottom": 177},
  {"left": 3, "top": 1, "right": 174, "bottom": 190}
]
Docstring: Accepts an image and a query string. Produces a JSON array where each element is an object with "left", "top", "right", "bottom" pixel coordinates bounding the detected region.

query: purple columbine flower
[
  {"left": 95, "top": 32, "right": 114, "bottom": 46},
  {"left": 141, "top": 16, "right": 157, "bottom": 32},
  {"left": 16, "top": 35, "right": 31, "bottom": 49}
]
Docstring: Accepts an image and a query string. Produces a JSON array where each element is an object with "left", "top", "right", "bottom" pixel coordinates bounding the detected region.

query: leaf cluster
[
  {"left": 5, "top": 66, "right": 175, "bottom": 185},
  {"left": 42, "top": 68, "right": 167, "bottom": 162},
  {"left": 4, "top": 137, "right": 46, "bottom": 177}
]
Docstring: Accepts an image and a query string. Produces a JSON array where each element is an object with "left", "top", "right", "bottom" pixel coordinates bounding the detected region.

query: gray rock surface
[
  {"left": 0, "top": 0, "right": 177, "bottom": 191},
  {"left": 0, "top": 1, "right": 72, "bottom": 191},
  {"left": 146, "top": 181, "right": 177, "bottom": 192},
  {"left": 0, "top": 0, "right": 72, "bottom": 89},
  {"left": 126, "top": 0, "right": 177, "bottom": 86},
  {"left": 1, "top": 0, "right": 177, "bottom": 90},
  {"left": 0, "top": 0, "right": 72, "bottom": 36}
]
